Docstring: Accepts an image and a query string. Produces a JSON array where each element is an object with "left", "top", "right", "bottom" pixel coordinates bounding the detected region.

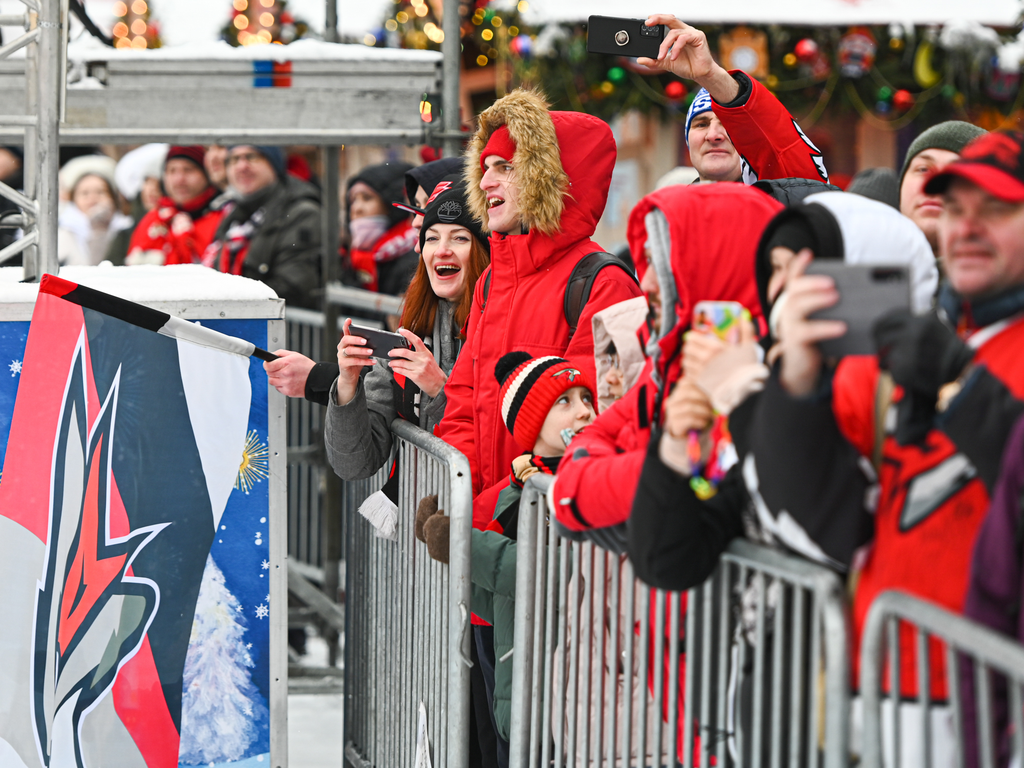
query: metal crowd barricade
[
  {"left": 509, "top": 474, "right": 851, "bottom": 768},
  {"left": 860, "top": 590, "right": 1024, "bottom": 768},
  {"left": 343, "top": 418, "right": 473, "bottom": 768},
  {"left": 284, "top": 306, "right": 330, "bottom": 576},
  {"left": 284, "top": 293, "right": 401, "bottom": 577}
]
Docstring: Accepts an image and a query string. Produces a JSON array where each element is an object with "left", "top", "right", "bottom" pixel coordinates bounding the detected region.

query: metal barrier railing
[
  {"left": 509, "top": 474, "right": 851, "bottom": 768},
  {"left": 284, "top": 307, "right": 330, "bottom": 576},
  {"left": 326, "top": 280, "right": 404, "bottom": 317},
  {"left": 344, "top": 418, "right": 473, "bottom": 768},
  {"left": 860, "top": 590, "right": 1024, "bottom": 768},
  {"left": 283, "top": 301, "right": 394, "bottom": 577}
]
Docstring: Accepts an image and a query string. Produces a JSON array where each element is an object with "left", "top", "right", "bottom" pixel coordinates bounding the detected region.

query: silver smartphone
[{"left": 805, "top": 262, "right": 911, "bottom": 357}]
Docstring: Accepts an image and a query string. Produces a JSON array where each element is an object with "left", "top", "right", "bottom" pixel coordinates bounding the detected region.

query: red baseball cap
[{"left": 923, "top": 130, "right": 1024, "bottom": 203}]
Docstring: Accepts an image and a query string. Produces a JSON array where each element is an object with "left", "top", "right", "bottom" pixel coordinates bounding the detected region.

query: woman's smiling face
[{"left": 422, "top": 223, "right": 474, "bottom": 299}]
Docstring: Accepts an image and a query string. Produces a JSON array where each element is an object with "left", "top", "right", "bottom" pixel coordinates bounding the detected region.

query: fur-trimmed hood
[{"left": 464, "top": 89, "right": 615, "bottom": 258}]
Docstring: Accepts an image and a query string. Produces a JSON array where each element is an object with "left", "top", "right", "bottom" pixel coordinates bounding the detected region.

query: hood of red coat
[{"left": 627, "top": 183, "right": 782, "bottom": 330}]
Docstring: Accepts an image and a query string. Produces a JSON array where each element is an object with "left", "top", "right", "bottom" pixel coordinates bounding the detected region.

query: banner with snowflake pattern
[{"left": 0, "top": 294, "right": 273, "bottom": 768}]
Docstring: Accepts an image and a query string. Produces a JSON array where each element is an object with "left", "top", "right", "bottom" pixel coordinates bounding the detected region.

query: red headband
[{"left": 480, "top": 125, "right": 517, "bottom": 170}]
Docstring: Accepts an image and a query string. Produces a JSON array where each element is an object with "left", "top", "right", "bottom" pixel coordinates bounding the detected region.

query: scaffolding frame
[{"left": 0, "top": 0, "right": 63, "bottom": 281}]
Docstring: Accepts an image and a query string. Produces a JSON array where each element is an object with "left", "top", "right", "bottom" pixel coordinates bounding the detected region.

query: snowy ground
[
  {"left": 288, "top": 635, "right": 345, "bottom": 768},
  {"left": 289, "top": 693, "right": 344, "bottom": 768}
]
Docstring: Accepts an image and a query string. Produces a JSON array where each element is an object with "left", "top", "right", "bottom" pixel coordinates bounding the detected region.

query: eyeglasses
[{"left": 226, "top": 151, "right": 266, "bottom": 167}]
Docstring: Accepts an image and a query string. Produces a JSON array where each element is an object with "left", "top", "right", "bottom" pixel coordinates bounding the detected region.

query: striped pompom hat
[{"left": 495, "top": 351, "right": 596, "bottom": 452}]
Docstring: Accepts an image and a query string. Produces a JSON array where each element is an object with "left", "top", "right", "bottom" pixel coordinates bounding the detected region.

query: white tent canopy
[{"left": 516, "top": 0, "right": 1022, "bottom": 28}]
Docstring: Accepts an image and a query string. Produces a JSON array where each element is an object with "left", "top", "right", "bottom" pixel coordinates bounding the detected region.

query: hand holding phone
[
  {"left": 334, "top": 319, "right": 379, "bottom": 406},
  {"left": 587, "top": 16, "right": 665, "bottom": 58},
  {"left": 347, "top": 323, "right": 415, "bottom": 361},
  {"left": 805, "top": 262, "right": 910, "bottom": 357}
]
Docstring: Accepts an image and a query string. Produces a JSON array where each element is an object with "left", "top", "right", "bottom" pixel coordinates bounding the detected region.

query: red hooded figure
[
  {"left": 435, "top": 89, "right": 642, "bottom": 512},
  {"left": 552, "top": 183, "right": 782, "bottom": 535}
]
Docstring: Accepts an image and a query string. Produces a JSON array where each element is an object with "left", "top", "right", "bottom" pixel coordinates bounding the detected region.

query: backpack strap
[
  {"left": 563, "top": 251, "right": 639, "bottom": 339},
  {"left": 480, "top": 268, "right": 492, "bottom": 311},
  {"left": 872, "top": 371, "right": 895, "bottom": 475}
]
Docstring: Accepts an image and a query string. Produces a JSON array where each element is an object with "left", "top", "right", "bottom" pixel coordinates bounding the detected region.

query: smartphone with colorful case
[{"left": 692, "top": 300, "right": 747, "bottom": 344}]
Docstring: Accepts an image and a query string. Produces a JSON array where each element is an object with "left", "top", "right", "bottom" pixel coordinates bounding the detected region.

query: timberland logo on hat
[
  {"left": 552, "top": 368, "right": 582, "bottom": 382},
  {"left": 438, "top": 200, "right": 462, "bottom": 222},
  {"left": 425, "top": 181, "right": 453, "bottom": 206}
]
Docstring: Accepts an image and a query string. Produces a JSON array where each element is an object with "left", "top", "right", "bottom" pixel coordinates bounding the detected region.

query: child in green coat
[{"left": 417, "top": 351, "right": 596, "bottom": 752}]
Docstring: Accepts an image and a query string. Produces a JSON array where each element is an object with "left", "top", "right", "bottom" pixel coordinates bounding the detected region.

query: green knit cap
[{"left": 899, "top": 120, "right": 987, "bottom": 188}]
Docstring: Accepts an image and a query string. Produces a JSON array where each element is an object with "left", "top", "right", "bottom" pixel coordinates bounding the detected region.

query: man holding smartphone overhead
[{"left": 638, "top": 15, "right": 829, "bottom": 186}]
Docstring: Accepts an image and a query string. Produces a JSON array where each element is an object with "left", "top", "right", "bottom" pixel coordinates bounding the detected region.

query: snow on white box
[{"left": 0, "top": 265, "right": 287, "bottom": 768}]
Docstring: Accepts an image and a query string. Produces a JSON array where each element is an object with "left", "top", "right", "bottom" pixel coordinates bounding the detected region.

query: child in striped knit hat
[{"left": 415, "top": 351, "right": 595, "bottom": 751}]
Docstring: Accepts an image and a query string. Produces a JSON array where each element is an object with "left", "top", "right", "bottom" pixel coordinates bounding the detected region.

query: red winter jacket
[
  {"left": 837, "top": 315, "right": 1024, "bottom": 699},
  {"left": 435, "top": 91, "right": 642, "bottom": 500},
  {"left": 127, "top": 187, "right": 224, "bottom": 265},
  {"left": 714, "top": 71, "right": 829, "bottom": 185},
  {"left": 552, "top": 184, "right": 782, "bottom": 533}
]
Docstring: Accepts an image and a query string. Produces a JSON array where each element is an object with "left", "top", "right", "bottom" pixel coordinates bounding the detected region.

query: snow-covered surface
[
  {"left": 0, "top": 265, "right": 279, "bottom": 305},
  {"left": 514, "top": 0, "right": 1023, "bottom": 27},
  {"left": 289, "top": 693, "right": 343, "bottom": 768},
  {"left": 67, "top": 35, "right": 441, "bottom": 63}
]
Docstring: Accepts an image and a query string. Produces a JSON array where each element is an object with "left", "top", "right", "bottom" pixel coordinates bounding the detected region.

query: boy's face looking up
[{"left": 532, "top": 386, "right": 596, "bottom": 458}]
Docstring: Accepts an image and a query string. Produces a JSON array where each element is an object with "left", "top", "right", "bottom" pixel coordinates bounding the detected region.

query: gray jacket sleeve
[
  {"left": 422, "top": 389, "right": 447, "bottom": 432},
  {"left": 324, "top": 362, "right": 398, "bottom": 481}
]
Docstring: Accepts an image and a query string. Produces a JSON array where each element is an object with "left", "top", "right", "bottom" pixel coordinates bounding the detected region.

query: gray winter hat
[
  {"left": 899, "top": 121, "right": 987, "bottom": 189},
  {"left": 848, "top": 167, "right": 899, "bottom": 209}
]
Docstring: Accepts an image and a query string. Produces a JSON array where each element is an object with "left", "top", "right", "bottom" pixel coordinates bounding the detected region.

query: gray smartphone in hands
[
  {"left": 348, "top": 323, "right": 414, "bottom": 361},
  {"left": 586, "top": 16, "right": 665, "bottom": 58},
  {"left": 805, "top": 262, "right": 911, "bottom": 357}
]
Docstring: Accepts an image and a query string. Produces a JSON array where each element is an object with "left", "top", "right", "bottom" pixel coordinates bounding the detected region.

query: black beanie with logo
[{"left": 417, "top": 175, "right": 488, "bottom": 251}]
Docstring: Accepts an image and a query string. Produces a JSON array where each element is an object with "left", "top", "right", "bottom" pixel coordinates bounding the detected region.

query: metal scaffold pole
[
  {"left": 21, "top": 0, "right": 61, "bottom": 282},
  {"left": 442, "top": 0, "right": 461, "bottom": 158},
  {"left": 325, "top": 0, "right": 338, "bottom": 43}
]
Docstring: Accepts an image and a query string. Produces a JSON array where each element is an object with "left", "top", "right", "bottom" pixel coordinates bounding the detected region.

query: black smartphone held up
[
  {"left": 348, "top": 323, "right": 414, "bottom": 361},
  {"left": 805, "top": 262, "right": 911, "bottom": 358},
  {"left": 586, "top": 16, "right": 665, "bottom": 59}
]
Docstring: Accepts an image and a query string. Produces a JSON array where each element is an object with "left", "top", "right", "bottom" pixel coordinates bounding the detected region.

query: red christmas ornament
[
  {"left": 665, "top": 81, "right": 686, "bottom": 101},
  {"left": 893, "top": 89, "right": 915, "bottom": 110},
  {"left": 794, "top": 38, "right": 818, "bottom": 64}
]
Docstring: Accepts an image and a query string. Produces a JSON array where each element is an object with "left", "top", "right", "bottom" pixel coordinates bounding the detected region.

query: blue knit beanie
[
  {"left": 229, "top": 145, "right": 286, "bottom": 179},
  {"left": 684, "top": 88, "right": 714, "bottom": 147},
  {"left": 253, "top": 146, "right": 286, "bottom": 179}
]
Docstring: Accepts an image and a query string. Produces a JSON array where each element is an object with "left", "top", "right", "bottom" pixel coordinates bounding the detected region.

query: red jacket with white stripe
[{"left": 714, "top": 71, "right": 829, "bottom": 186}]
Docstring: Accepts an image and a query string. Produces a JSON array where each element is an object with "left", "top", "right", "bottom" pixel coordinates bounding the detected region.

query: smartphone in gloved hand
[{"left": 805, "top": 262, "right": 910, "bottom": 357}]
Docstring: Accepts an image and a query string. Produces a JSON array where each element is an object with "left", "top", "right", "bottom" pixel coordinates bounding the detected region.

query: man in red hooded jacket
[{"left": 434, "top": 88, "right": 642, "bottom": 507}]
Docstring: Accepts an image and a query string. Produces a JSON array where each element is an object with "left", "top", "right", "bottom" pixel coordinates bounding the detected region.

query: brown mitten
[
  {"left": 423, "top": 513, "right": 450, "bottom": 564},
  {"left": 415, "top": 495, "right": 439, "bottom": 543}
]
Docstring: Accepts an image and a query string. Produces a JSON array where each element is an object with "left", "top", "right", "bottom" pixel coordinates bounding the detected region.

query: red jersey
[{"left": 834, "top": 315, "right": 1024, "bottom": 698}]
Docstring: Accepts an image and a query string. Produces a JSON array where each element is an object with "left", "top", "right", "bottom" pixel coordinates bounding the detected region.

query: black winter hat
[
  {"left": 347, "top": 160, "right": 416, "bottom": 228},
  {"left": 405, "top": 156, "right": 464, "bottom": 208},
  {"left": 754, "top": 202, "right": 843, "bottom": 320},
  {"left": 405, "top": 175, "right": 488, "bottom": 252}
]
